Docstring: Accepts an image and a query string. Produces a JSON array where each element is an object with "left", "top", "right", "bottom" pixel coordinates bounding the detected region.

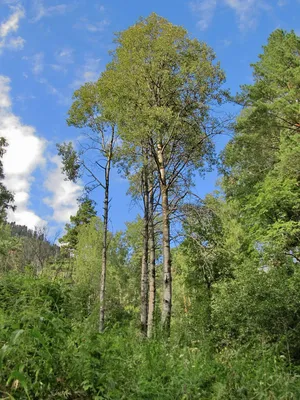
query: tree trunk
[
  {"left": 157, "top": 143, "right": 172, "bottom": 336},
  {"left": 141, "top": 163, "right": 149, "bottom": 336},
  {"left": 147, "top": 177, "right": 156, "bottom": 338},
  {"left": 99, "top": 129, "right": 114, "bottom": 333}
]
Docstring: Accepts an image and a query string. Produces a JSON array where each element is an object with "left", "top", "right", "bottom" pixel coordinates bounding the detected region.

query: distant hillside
[{"left": 7, "top": 222, "right": 60, "bottom": 271}]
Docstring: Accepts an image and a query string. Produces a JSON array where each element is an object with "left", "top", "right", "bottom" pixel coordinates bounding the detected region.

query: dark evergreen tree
[{"left": 59, "top": 197, "right": 97, "bottom": 252}]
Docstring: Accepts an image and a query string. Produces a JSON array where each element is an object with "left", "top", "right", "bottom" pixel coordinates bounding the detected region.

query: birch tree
[
  {"left": 100, "top": 13, "right": 226, "bottom": 334},
  {"left": 57, "top": 80, "right": 117, "bottom": 332}
]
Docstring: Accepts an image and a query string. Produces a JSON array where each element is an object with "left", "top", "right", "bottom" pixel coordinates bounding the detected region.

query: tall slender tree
[
  {"left": 100, "top": 13, "right": 226, "bottom": 334},
  {"left": 222, "top": 29, "right": 300, "bottom": 267},
  {"left": 57, "top": 80, "right": 117, "bottom": 332}
]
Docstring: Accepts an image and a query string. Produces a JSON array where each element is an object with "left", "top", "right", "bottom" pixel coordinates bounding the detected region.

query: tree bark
[
  {"left": 141, "top": 162, "right": 149, "bottom": 336},
  {"left": 157, "top": 143, "right": 172, "bottom": 336},
  {"left": 99, "top": 129, "right": 114, "bottom": 333},
  {"left": 147, "top": 177, "right": 156, "bottom": 338}
]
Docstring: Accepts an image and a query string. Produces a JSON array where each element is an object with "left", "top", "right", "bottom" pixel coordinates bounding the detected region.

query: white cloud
[
  {"left": 190, "top": 0, "right": 272, "bottom": 31},
  {"left": 44, "top": 155, "right": 82, "bottom": 223},
  {"left": 6, "top": 35, "right": 25, "bottom": 49},
  {"left": 23, "top": 52, "right": 45, "bottom": 75},
  {"left": 0, "top": 5, "right": 25, "bottom": 53},
  {"left": 96, "top": 4, "right": 105, "bottom": 12},
  {"left": 71, "top": 56, "right": 101, "bottom": 89},
  {"left": 15, "top": 93, "right": 36, "bottom": 103},
  {"left": 74, "top": 17, "right": 110, "bottom": 32},
  {"left": 0, "top": 75, "right": 46, "bottom": 229},
  {"left": 86, "top": 19, "right": 109, "bottom": 32},
  {"left": 47, "top": 48, "right": 74, "bottom": 75},
  {"left": 52, "top": 47, "right": 74, "bottom": 73},
  {"left": 224, "top": 0, "right": 271, "bottom": 30},
  {"left": 0, "top": 5, "right": 24, "bottom": 37},
  {"left": 24, "top": 49, "right": 73, "bottom": 76},
  {"left": 32, "top": 52, "right": 44, "bottom": 75},
  {"left": 38, "top": 77, "right": 70, "bottom": 106},
  {"left": 189, "top": 0, "right": 217, "bottom": 31},
  {"left": 0, "top": 75, "right": 83, "bottom": 229},
  {"left": 31, "top": 0, "right": 69, "bottom": 22},
  {"left": 0, "top": 0, "right": 22, "bottom": 4},
  {"left": 220, "top": 38, "right": 232, "bottom": 47},
  {"left": 55, "top": 48, "right": 74, "bottom": 64},
  {"left": 0, "top": 76, "right": 11, "bottom": 108},
  {"left": 50, "top": 64, "right": 67, "bottom": 73}
]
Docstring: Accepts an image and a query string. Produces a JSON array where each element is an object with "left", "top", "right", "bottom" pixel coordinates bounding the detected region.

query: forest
[{"left": 0, "top": 13, "right": 300, "bottom": 399}]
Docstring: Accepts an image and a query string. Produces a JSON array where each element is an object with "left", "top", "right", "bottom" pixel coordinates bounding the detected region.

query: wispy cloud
[
  {"left": 55, "top": 48, "right": 74, "bottom": 64},
  {"left": 15, "top": 93, "right": 36, "bottom": 103},
  {"left": 0, "top": 76, "right": 12, "bottom": 108},
  {"left": 48, "top": 48, "right": 75, "bottom": 74},
  {"left": 0, "top": 4, "right": 25, "bottom": 53},
  {"left": 32, "top": 52, "right": 44, "bottom": 74},
  {"left": 0, "top": 4, "right": 24, "bottom": 37},
  {"left": 23, "top": 52, "right": 45, "bottom": 75},
  {"left": 31, "top": 0, "right": 71, "bottom": 22},
  {"left": 5, "top": 35, "right": 25, "bottom": 49},
  {"left": 96, "top": 4, "right": 105, "bottom": 12},
  {"left": 220, "top": 38, "right": 232, "bottom": 47},
  {"left": 189, "top": 0, "right": 217, "bottom": 30},
  {"left": 71, "top": 56, "right": 101, "bottom": 89},
  {"left": 38, "top": 77, "right": 70, "bottom": 106},
  {"left": 189, "top": 0, "right": 272, "bottom": 31},
  {"left": 0, "top": 75, "right": 46, "bottom": 229},
  {"left": 50, "top": 64, "right": 67, "bottom": 73},
  {"left": 44, "top": 155, "right": 82, "bottom": 224},
  {"left": 225, "top": 0, "right": 271, "bottom": 30},
  {"left": 53, "top": 47, "right": 74, "bottom": 71},
  {"left": 74, "top": 17, "right": 110, "bottom": 32}
]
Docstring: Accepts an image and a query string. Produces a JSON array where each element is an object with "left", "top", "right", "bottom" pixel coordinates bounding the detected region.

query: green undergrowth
[{"left": 0, "top": 273, "right": 299, "bottom": 400}]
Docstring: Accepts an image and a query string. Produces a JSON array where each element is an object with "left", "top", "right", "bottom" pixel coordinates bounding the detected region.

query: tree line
[{"left": 58, "top": 13, "right": 227, "bottom": 337}]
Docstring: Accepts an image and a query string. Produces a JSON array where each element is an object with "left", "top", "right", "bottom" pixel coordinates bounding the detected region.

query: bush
[{"left": 1, "top": 272, "right": 300, "bottom": 400}]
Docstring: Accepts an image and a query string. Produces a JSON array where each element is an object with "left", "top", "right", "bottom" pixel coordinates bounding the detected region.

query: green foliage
[
  {"left": 73, "top": 217, "right": 138, "bottom": 328},
  {"left": 73, "top": 216, "right": 103, "bottom": 301},
  {"left": 100, "top": 13, "right": 227, "bottom": 202},
  {"left": 0, "top": 137, "right": 14, "bottom": 222},
  {"left": 0, "top": 273, "right": 74, "bottom": 399},
  {"left": 102, "top": 13, "right": 226, "bottom": 143},
  {"left": 214, "top": 344, "right": 300, "bottom": 400},
  {"left": 179, "top": 195, "right": 232, "bottom": 289},
  {"left": 59, "top": 197, "right": 97, "bottom": 252},
  {"left": 57, "top": 142, "right": 81, "bottom": 182},
  {"left": 1, "top": 271, "right": 299, "bottom": 400},
  {"left": 211, "top": 26, "right": 300, "bottom": 377},
  {"left": 0, "top": 224, "right": 22, "bottom": 273},
  {"left": 212, "top": 262, "right": 300, "bottom": 358},
  {"left": 3, "top": 24, "right": 300, "bottom": 400},
  {"left": 67, "top": 81, "right": 111, "bottom": 129}
]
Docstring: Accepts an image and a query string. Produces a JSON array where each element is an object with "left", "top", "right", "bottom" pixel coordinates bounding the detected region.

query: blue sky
[{"left": 0, "top": 0, "right": 299, "bottom": 237}]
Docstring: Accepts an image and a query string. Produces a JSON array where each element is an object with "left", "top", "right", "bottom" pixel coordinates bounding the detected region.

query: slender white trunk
[
  {"left": 147, "top": 177, "right": 156, "bottom": 338},
  {"left": 157, "top": 143, "right": 172, "bottom": 336},
  {"left": 141, "top": 164, "right": 149, "bottom": 336}
]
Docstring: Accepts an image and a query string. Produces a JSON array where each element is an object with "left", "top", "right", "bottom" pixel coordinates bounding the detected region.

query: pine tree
[{"left": 59, "top": 197, "right": 97, "bottom": 252}]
